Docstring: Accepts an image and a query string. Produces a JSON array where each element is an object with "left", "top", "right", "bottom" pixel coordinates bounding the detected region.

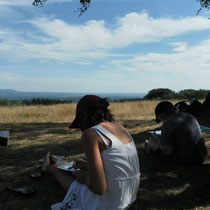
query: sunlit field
[{"left": 0, "top": 100, "right": 210, "bottom": 210}]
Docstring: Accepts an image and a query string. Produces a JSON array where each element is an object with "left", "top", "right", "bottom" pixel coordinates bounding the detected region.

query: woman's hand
[
  {"left": 74, "top": 159, "right": 88, "bottom": 170},
  {"left": 73, "top": 169, "right": 89, "bottom": 185}
]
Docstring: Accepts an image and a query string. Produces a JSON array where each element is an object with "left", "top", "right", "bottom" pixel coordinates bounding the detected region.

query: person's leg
[
  {"left": 42, "top": 152, "right": 75, "bottom": 192},
  {"left": 51, "top": 168, "right": 75, "bottom": 192}
]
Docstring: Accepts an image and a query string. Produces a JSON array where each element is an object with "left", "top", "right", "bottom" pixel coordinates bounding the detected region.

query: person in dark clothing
[{"left": 147, "top": 101, "right": 207, "bottom": 165}]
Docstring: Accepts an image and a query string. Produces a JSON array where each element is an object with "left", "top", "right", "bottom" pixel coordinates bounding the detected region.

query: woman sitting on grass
[{"left": 42, "top": 95, "right": 140, "bottom": 210}]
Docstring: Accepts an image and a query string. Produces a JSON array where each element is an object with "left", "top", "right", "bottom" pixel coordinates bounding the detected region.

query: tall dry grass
[
  {"left": 0, "top": 100, "right": 180, "bottom": 124},
  {"left": 111, "top": 100, "right": 158, "bottom": 120},
  {"left": 0, "top": 104, "right": 76, "bottom": 124}
]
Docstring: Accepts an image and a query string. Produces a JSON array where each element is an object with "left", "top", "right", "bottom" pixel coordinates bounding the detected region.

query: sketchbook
[
  {"left": 0, "top": 130, "right": 9, "bottom": 147},
  {"left": 148, "top": 130, "right": 161, "bottom": 135},
  {"left": 200, "top": 125, "right": 210, "bottom": 132},
  {"left": 148, "top": 125, "right": 210, "bottom": 136},
  {"left": 57, "top": 161, "right": 76, "bottom": 172}
]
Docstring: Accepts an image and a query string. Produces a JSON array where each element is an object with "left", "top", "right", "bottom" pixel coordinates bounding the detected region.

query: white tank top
[{"left": 92, "top": 124, "right": 140, "bottom": 209}]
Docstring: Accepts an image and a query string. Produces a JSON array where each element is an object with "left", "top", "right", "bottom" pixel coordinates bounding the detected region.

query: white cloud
[
  {"left": 168, "top": 42, "right": 188, "bottom": 52},
  {"left": 0, "top": 6, "right": 22, "bottom": 20},
  {"left": 115, "top": 38, "right": 210, "bottom": 80},
  {"left": 30, "top": 13, "right": 210, "bottom": 50},
  {"left": 0, "top": 72, "right": 129, "bottom": 92},
  {"left": 0, "top": 0, "right": 30, "bottom": 6},
  {"left": 0, "top": 73, "right": 19, "bottom": 81},
  {"left": 1, "top": 12, "right": 210, "bottom": 64},
  {"left": 113, "top": 13, "right": 210, "bottom": 46}
]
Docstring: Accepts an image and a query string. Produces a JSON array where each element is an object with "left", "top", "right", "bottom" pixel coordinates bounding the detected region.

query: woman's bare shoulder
[
  {"left": 101, "top": 122, "right": 124, "bottom": 132},
  {"left": 81, "top": 128, "right": 100, "bottom": 143}
]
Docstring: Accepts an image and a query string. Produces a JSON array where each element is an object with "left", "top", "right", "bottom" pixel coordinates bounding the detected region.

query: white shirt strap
[{"left": 93, "top": 128, "right": 110, "bottom": 148}]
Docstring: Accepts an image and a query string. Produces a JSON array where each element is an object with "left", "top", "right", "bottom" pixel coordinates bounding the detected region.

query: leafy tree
[
  {"left": 23, "top": 98, "right": 72, "bottom": 105},
  {"left": 144, "top": 89, "right": 210, "bottom": 100},
  {"left": 197, "top": 0, "right": 210, "bottom": 14},
  {"left": 0, "top": 99, "right": 22, "bottom": 106},
  {"left": 32, "top": 0, "right": 91, "bottom": 16},
  {"left": 178, "top": 89, "right": 209, "bottom": 99},
  {"left": 144, "top": 88, "right": 177, "bottom": 100},
  {"left": 32, "top": 0, "right": 210, "bottom": 16}
]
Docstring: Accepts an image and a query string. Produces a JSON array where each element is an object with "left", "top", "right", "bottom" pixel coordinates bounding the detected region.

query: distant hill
[{"left": 0, "top": 89, "right": 146, "bottom": 102}]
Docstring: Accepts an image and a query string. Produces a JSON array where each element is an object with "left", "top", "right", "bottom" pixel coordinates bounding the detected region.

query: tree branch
[
  {"left": 197, "top": 0, "right": 210, "bottom": 14},
  {"left": 32, "top": 0, "right": 91, "bottom": 16},
  {"left": 32, "top": 1, "right": 210, "bottom": 16},
  {"left": 32, "top": 0, "right": 47, "bottom": 6}
]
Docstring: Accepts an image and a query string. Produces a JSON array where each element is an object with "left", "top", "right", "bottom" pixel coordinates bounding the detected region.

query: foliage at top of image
[
  {"left": 32, "top": 0, "right": 210, "bottom": 16},
  {"left": 197, "top": 0, "right": 210, "bottom": 14},
  {"left": 76, "top": 0, "right": 91, "bottom": 16},
  {"left": 32, "top": 0, "right": 91, "bottom": 16},
  {"left": 32, "top": 0, "right": 47, "bottom": 6},
  {"left": 144, "top": 88, "right": 210, "bottom": 100}
]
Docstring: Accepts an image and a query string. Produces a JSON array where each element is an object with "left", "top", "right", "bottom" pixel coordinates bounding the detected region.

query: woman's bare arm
[{"left": 81, "top": 129, "right": 107, "bottom": 195}]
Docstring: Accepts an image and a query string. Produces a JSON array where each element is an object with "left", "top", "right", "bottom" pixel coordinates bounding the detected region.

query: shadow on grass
[
  {"left": 130, "top": 129, "right": 210, "bottom": 210},
  {"left": 1, "top": 122, "right": 210, "bottom": 210},
  {"left": 121, "top": 119, "right": 157, "bottom": 130},
  {"left": 1, "top": 122, "right": 78, "bottom": 140},
  {"left": 0, "top": 122, "right": 83, "bottom": 166},
  {"left": 0, "top": 122, "right": 84, "bottom": 210}
]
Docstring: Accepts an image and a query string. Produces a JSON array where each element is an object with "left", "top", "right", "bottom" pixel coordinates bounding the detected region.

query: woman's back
[
  {"left": 100, "top": 122, "right": 133, "bottom": 145},
  {"left": 91, "top": 123, "right": 140, "bottom": 209}
]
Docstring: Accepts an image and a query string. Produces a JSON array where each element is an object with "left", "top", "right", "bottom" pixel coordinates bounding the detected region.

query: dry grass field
[{"left": 0, "top": 100, "right": 210, "bottom": 210}]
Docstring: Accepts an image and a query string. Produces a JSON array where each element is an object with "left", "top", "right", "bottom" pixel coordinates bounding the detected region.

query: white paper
[
  {"left": 57, "top": 161, "right": 75, "bottom": 172},
  {"left": 0, "top": 130, "right": 9, "bottom": 147},
  {"left": 200, "top": 125, "right": 210, "bottom": 132},
  {"left": 148, "top": 130, "right": 161, "bottom": 135}
]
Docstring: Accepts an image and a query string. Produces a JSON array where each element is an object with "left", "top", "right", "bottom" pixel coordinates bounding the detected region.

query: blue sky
[{"left": 0, "top": 0, "right": 210, "bottom": 93}]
